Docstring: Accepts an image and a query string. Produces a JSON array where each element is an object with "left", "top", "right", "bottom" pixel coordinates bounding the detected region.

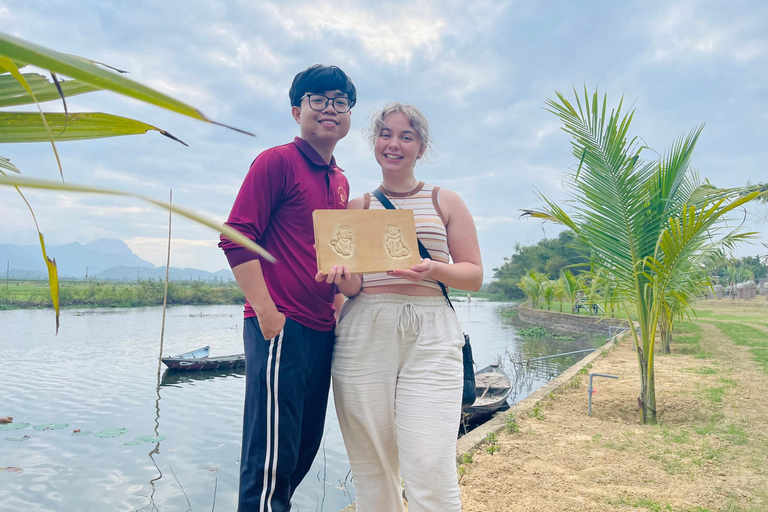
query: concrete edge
[
  {"left": 454, "top": 329, "right": 630, "bottom": 459},
  {"left": 517, "top": 304, "right": 626, "bottom": 323}
]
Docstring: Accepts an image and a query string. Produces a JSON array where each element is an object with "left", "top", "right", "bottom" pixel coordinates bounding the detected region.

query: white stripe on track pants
[{"left": 332, "top": 292, "right": 465, "bottom": 512}]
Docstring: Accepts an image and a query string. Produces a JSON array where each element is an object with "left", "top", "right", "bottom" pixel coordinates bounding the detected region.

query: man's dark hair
[{"left": 289, "top": 65, "right": 357, "bottom": 108}]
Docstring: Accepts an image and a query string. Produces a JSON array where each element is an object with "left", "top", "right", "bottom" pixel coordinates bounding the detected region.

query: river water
[{"left": 0, "top": 301, "right": 603, "bottom": 511}]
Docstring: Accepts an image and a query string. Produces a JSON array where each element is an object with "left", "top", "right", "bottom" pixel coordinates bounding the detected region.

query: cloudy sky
[{"left": 2, "top": 0, "right": 767, "bottom": 279}]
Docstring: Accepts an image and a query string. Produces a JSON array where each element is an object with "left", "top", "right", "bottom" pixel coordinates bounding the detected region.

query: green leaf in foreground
[
  {"left": 123, "top": 440, "right": 144, "bottom": 446},
  {"left": 0, "top": 32, "right": 253, "bottom": 135},
  {"left": 0, "top": 73, "right": 99, "bottom": 107},
  {"left": 4, "top": 436, "right": 30, "bottom": 442},
  {"left": 0, "top": 175, "right": 275, "bottom": 263},
  {"left": 0, "top": 155, "right": 20, "bottom": 173},
  {"left": 38, "top": 232, "right": 61, "bottom": 334},
  {"left": 0, "top": 112, "right": 186, "bottom": 145}
]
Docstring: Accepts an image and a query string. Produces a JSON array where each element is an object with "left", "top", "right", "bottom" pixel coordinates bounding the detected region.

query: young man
[{"left": 219, "top": 65, "right": 356, "bottom": 512}]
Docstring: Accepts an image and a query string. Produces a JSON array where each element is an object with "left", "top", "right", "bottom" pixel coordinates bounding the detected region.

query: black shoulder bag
[{"left": 372, "top": 189, "right": 476, "bottom": 408}]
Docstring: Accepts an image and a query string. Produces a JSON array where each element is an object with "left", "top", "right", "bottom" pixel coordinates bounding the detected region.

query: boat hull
[
  {"left": 462, "top": 364, "right": 512, "bottom": 424},
  {"left": 161, "top": 346, "right": 245, "bottom": 371},
  {"left": 162, "top": 355, "right": 245, "bottom": 371}
]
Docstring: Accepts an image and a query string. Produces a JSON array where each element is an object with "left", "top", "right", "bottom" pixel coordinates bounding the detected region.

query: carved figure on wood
[
  {"left": 384, "top": 224, "right": 411, "bottom": 258},
  {"left": 329, "top": 224, "right": 355, "bottom": 258}
]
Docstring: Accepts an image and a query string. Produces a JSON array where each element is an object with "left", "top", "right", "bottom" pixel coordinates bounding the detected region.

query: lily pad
[
  {"left": 123, "top": 440, "right": 144, "bottom": 446},
  {"left": 4, "top": 435, "right": 30, "bottom": 442},
  {"left": 135, "top": 435, "right": 166, "bottom": 443},
  {"left": 72, "top": 430, "right": 92, "bottom": 437},
  {"left": 93, "top": 428, "right": 128, "bottom": 438},
  {"left": 0, "top": 423, "right": 30, "bottom": 431},
  {"left": 33, "top": 423, "right": 69, "bottom": 431}
]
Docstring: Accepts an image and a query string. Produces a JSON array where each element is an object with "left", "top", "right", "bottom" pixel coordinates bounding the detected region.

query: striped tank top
[{"left": 362, "top": 182, "right": 449, "bottom": 292}]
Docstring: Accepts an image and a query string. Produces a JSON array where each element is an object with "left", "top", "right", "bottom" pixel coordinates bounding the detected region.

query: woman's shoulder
[
  {"left": 429, "top": 185, "right": 469, "bottom": 224},
  {"left": 428, "top": 184, "right": 462, "bottom": 205},
  {"left": 347, "top": 195, "right": 367, "bottom": 210}
]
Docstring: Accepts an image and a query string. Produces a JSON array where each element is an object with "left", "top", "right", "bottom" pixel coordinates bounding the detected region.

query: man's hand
[
  {"left": 257, "top": 307, "right": 286, "bottom": 340},
  {"left": 315, "top": 265, "right": 351, "bottom": 285}
]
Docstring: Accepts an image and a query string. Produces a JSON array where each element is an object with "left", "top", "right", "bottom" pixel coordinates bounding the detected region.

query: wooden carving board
[{"left": 313, "top": 209, "right": 421, "bottom": 274}]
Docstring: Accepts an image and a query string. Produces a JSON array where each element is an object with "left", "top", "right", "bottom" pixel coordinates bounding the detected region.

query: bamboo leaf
[
  {"left": 0, "top": 167, "right": 59, "bottom": 332},
  {"left": 0, "top": 73, "right": 99, "bottom": 107},
  {"left": 0, "top": 59, "right": 27, "bottom": 72},
  {"left": 38, "top": 232, "right": 61, "bottom": 334},
  {"left": 0, "top": 112, "right": 186, "bottom": 145},
  {"left": 0, "top": 56, "right": 64, "bottom": 179},
  {"left": 0, "top": 174, "right": 276, "bottom": 263},
  {"left": 0, "top": 32, "right": 253, "bottom": 136},
  {"left": 0, "top": 155, "right": 20, "bottom": 173}
]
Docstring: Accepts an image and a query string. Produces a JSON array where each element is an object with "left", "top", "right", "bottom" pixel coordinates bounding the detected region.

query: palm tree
[
  {"left": 553, "top": 280, "right": 566, "bottom": 312},
  {"left": 542, "top": 281, "right": 555, "bottom": 311},
  {"left": 559, "top": 269, "right": 581, "bottom": 313},
  {"left": 523, "top": 88, "right": 757, "bottom": 424},
  {"left": 518, "top": 270, "right": 549, "bottom": 308},
  {"left": 517, "top": 274, "right": 541, "bottom": 308}
]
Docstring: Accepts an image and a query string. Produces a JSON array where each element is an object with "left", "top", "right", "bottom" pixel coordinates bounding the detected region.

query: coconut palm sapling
[{"left": 523, "top": 88, "right": 757, "bottom": 424}]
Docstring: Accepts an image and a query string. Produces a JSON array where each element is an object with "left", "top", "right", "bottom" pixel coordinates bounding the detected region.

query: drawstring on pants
[{"left": 397, "top": 302, "right": 422, "bottom": 336}]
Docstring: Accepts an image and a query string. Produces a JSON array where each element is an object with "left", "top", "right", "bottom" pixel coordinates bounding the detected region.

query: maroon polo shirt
[{"left": 219, "top": 137, "right": 349, "bottom": 331}]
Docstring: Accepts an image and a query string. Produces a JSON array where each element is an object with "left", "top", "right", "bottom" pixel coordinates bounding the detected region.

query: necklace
[{"left": 381, "top": 180, "right": 419, "bottom": 209}]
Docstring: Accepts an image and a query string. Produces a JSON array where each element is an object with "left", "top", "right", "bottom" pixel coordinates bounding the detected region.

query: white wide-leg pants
[{"left": 332, "top": 293, "right": 464, "bottom": 512}]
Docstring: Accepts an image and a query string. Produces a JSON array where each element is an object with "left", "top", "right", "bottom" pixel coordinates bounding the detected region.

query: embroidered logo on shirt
[{"left": 338, "top": 186, "right": 347, "bottom": 206}]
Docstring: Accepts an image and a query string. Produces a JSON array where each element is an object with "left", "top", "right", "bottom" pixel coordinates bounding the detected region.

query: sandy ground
[{"left": 458, "top": 298, "right": 768, "bottom": 512}]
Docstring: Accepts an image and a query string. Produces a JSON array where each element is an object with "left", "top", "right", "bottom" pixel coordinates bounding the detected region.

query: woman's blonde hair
[{"left": 366, "top": 102, "right": 432, "bottom": 155}]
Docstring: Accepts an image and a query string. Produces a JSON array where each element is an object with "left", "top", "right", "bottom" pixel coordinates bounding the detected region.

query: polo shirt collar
[{"left": 293, "top": 137, "right": 344, "bottom": 172}]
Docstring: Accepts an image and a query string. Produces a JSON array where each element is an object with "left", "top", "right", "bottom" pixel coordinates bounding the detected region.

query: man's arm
[{"left": 233, "top": 259, "right": 285, "bottom": 340}]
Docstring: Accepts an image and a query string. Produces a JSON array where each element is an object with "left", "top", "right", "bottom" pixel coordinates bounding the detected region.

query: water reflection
[
  {"left": 160, "top": 367, "right": 246, "bottom": 387},
  {"left": 145, "top": 381, "right": 163, "bottom": 512}
]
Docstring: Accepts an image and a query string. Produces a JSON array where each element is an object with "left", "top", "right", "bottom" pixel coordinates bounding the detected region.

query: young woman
[{"left": 317, "top": 103, "right": 482, "bottom": 512}]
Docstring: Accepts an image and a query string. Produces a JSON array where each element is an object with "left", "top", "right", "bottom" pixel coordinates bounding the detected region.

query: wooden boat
[
  {"left": 161, "top": 346, "right": 246, "bottom": 371},
  {"left": 462, "top": 364, "right": 512, "bottom": 424}
]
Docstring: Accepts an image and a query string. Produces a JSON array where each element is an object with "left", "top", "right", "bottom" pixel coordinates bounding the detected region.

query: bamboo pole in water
[{"left": 157, "top": 190, "right": 172, "bottom": 381}]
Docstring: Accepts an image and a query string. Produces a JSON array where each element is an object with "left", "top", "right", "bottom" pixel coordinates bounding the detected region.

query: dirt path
[{"left": 459, "top": 300, "right": 768, "bottom": 512}]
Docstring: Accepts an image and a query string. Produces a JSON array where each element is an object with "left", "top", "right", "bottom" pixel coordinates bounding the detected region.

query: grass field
[{"left": 459, "top": 297, "right": 768, "bottom": 512}]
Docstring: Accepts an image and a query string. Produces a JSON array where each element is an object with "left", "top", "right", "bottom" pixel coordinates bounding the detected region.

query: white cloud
[
  {"left": 648, "top": 2, "right": 767, "bottom": 63},
  {"left": 473, "top": 216, "right": 521, "bottom": 230},
  {"left": 259, "top": 0, "right": 447, "bottom": 64},
  {"left": 439, "top": 172, "right": 498, "bottom": 185},
  {"left": 429, "top": 59, "right": 501, "bottom": 104}
]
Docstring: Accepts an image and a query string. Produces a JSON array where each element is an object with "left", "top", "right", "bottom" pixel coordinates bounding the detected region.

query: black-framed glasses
[{"left": 302, "top": 94, "right": 352, "bottom": 113}]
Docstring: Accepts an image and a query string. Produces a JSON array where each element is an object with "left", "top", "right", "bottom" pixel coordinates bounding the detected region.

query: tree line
[{"left": 0, "top": 279, "right": 245, "bottom": 309}]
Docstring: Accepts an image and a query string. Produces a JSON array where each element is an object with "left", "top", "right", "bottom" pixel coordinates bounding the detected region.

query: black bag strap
[{"left": 372, "top": 188, "right": 454, "bottom": 312}]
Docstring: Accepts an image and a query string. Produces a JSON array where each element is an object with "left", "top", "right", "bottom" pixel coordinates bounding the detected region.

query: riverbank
[
  {"left": 459, "top": 298, "right": 768, "bottom": 511},
  {"left": 0, "top": 280, "right": 501, "bottom": 310},
  {"left": 0, "top": 279, "right": 244, "bottom": 309}
]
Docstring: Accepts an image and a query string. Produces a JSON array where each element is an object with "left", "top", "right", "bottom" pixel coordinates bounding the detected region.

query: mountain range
[{"left": 0, "top": 239, "right": 234, "bottom": 282}]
